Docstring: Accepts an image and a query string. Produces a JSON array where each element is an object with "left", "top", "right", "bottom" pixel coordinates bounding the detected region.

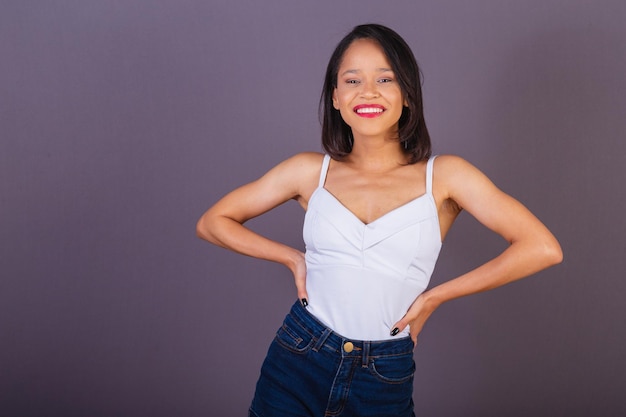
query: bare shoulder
[
  {"left": 269, "top": 152, "right": 324, "bottom": 184},
  {"left": 261, "top": 152, "right": 324, "bottom": 206},
  {"left": 432, "top": 154, "right": 477, "bottom": 177},
  {"left": 433, "top": 154, "right": 494, "bottom": 185},
  {"left": 431, "top": 154, "right": 502, "bottom": 209},
  {"left": 281, "top": 152, "right": 325, "bottom": 172}
]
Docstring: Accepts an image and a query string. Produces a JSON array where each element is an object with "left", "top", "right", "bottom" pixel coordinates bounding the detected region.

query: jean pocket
[
  {"left": 368, "top": 354, "right": 415, "bottom": 384},
  {"left": 274, "top": 320, "right": 314, "bottom": 354}
]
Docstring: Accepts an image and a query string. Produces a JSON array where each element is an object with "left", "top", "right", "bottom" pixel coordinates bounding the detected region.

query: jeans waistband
[{"left": 288, "top": 301, "right": 414, "bottom": 364}]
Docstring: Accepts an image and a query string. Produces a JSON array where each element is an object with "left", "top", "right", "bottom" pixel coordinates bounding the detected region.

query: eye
[
  {"left": 378, "top": 78, "right": 394, "bottom": 83},
  {"left": 346, "top": 79, "right": 360, "bottom": 84}
]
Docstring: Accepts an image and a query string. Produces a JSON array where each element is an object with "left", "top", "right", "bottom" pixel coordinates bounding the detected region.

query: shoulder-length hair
[{"left": 320, "top": 24, "right": 431, "bottom": 164}]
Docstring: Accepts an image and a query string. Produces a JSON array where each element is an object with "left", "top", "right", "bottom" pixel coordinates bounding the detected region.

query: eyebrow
[{"left": 340, "top": 68, "right": 393, "bottom": 76}]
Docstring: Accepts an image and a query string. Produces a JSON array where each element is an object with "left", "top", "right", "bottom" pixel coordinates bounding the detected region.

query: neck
[{"left": 346, "top": 134, "right": 407, "bottom": 169}]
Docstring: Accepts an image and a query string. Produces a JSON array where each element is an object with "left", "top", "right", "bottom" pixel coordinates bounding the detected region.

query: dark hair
[{"left": 320, "top": 24, "right": 431, "bottom": 164}]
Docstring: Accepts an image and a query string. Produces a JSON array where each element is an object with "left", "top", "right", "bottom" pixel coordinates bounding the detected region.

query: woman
[{"left": 197, "top": 24, "right": 562, "bottom": 417}]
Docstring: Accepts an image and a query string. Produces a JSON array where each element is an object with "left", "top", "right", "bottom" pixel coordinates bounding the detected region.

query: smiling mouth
[
  {"left": 356, "top": 107, "right": 384, "bottom": 114},
  {"left": 353, "top": 105, "right": 386, "bottom": 117}
]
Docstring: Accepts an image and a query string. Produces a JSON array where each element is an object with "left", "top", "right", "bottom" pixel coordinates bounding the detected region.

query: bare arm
[
  {"left": 392, "top": 155, "right": 563, "bottom": 342},
  {"left": 196, "top": 152, "right": 323, "bottom": 302}
]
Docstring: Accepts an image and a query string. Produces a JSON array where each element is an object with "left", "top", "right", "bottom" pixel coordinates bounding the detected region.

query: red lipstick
[{"left": 353, "top": 104, "right": 386, "bottom": 118}]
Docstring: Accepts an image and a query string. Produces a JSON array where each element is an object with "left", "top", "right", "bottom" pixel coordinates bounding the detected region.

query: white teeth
[{"left": 356, "top": 107, "right": 384, "bottom": 114}]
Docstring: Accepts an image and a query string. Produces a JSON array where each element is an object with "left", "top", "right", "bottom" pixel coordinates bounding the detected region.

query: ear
[{"left": 332, "top": 89, "right": 339, "bottom": 110}]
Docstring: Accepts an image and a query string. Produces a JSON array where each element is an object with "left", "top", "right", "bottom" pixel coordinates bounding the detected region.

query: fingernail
[
  {"left": 301, "top": 298, "right": 308, "bottom": 307},
  {"left": 390, "top": 327, "right": 399, "bottom": 336}
]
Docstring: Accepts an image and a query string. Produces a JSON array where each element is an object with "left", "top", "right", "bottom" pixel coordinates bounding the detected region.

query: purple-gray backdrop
[{"left": 2, "top": 1, "right": 625, "bottom": 416}]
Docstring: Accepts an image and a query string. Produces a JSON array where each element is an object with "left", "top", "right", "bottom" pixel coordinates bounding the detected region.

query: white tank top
[{"left": 303, "top": 154, "right": 442, "bottom": 340}]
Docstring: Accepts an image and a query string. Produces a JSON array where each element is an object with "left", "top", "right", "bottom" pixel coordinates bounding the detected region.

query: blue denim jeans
[{"left": 249, "top": 301, "right": 416, "bottom": 417}]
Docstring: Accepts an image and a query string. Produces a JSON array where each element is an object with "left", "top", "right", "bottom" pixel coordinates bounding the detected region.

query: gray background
[{"left": 2, "top": 1, "right": 625, "bottom": 416}]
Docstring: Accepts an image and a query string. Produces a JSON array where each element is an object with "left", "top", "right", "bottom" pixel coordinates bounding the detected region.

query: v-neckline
[{"left": 319, "top": 187, "right": 429, "bottom": 226}]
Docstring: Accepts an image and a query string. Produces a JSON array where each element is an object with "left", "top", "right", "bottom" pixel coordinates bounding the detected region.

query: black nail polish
[
  {"left": 390, "top": 327, "right": 399, "bottom": 336},
  {"left": 301, "top": 298, "right": 308, "bottom": 307}
]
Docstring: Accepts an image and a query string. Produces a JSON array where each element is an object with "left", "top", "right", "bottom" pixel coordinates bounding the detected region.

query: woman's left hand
[{"left": 390, "top": 292, "right": 439, "bottom": 345}]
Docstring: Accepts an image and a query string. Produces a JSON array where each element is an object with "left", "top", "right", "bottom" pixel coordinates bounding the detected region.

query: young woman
[{"left": 197, "top": 24, "right": 562, "bottom": 417}]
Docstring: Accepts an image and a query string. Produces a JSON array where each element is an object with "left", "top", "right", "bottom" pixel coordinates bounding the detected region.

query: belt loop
[
  {"left": 362, "top": 341, "right": 371, "bottom": 368},
  {"left": 313, "top": 328, "right": 332, "bottom": 352}
]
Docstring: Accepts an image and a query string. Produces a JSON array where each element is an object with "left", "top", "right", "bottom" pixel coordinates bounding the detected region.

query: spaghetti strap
[
  {"left": 318, "top": 154, "right": 331, "bottom": 188},
  {"left": 426, "top": 155, "right": 437, "bottom": 195}
]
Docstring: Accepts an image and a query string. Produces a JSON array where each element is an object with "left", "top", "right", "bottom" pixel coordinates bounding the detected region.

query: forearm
[
  {"left": 424, "top": 238, "right": 562, "bottom": 308},
  {"left": 196, "top": 213, "right": 303, "bottom": 271}
]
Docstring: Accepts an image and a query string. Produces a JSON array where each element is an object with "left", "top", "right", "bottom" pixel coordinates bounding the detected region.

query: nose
[{"left": 360, "top": 79, "right": 379, "bottom": 99}]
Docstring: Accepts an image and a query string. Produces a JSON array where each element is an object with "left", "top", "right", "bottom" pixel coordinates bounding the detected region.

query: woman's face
[{"left": 332, "top": 38, "right": 405, "bottom": 140}]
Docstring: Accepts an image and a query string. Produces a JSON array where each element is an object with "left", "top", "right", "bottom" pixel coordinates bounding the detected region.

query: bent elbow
[
  {"left": 551, "top": 245, "right": 564, "bottom": 266},
  {"left": 196, "top": 221, "right": 205, "bottom": 240},
  {"left": 543, "top": 238, "right": 564, "bottom": 267},
  {"left": 196, "top": 215, "right": 214, "bottom": 242}
]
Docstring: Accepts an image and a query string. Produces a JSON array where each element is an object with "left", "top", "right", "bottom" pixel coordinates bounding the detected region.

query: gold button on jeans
[{"left": 343, "top": 341, "right": 354, "bottom": 353}]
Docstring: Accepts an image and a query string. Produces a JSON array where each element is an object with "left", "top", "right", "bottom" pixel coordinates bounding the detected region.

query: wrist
[
  {"left": 421, "top": 288, "right": 444, "bottom": 311},
  {"left": 283, "top": 248, "right": 305, "bottom": 273}
]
